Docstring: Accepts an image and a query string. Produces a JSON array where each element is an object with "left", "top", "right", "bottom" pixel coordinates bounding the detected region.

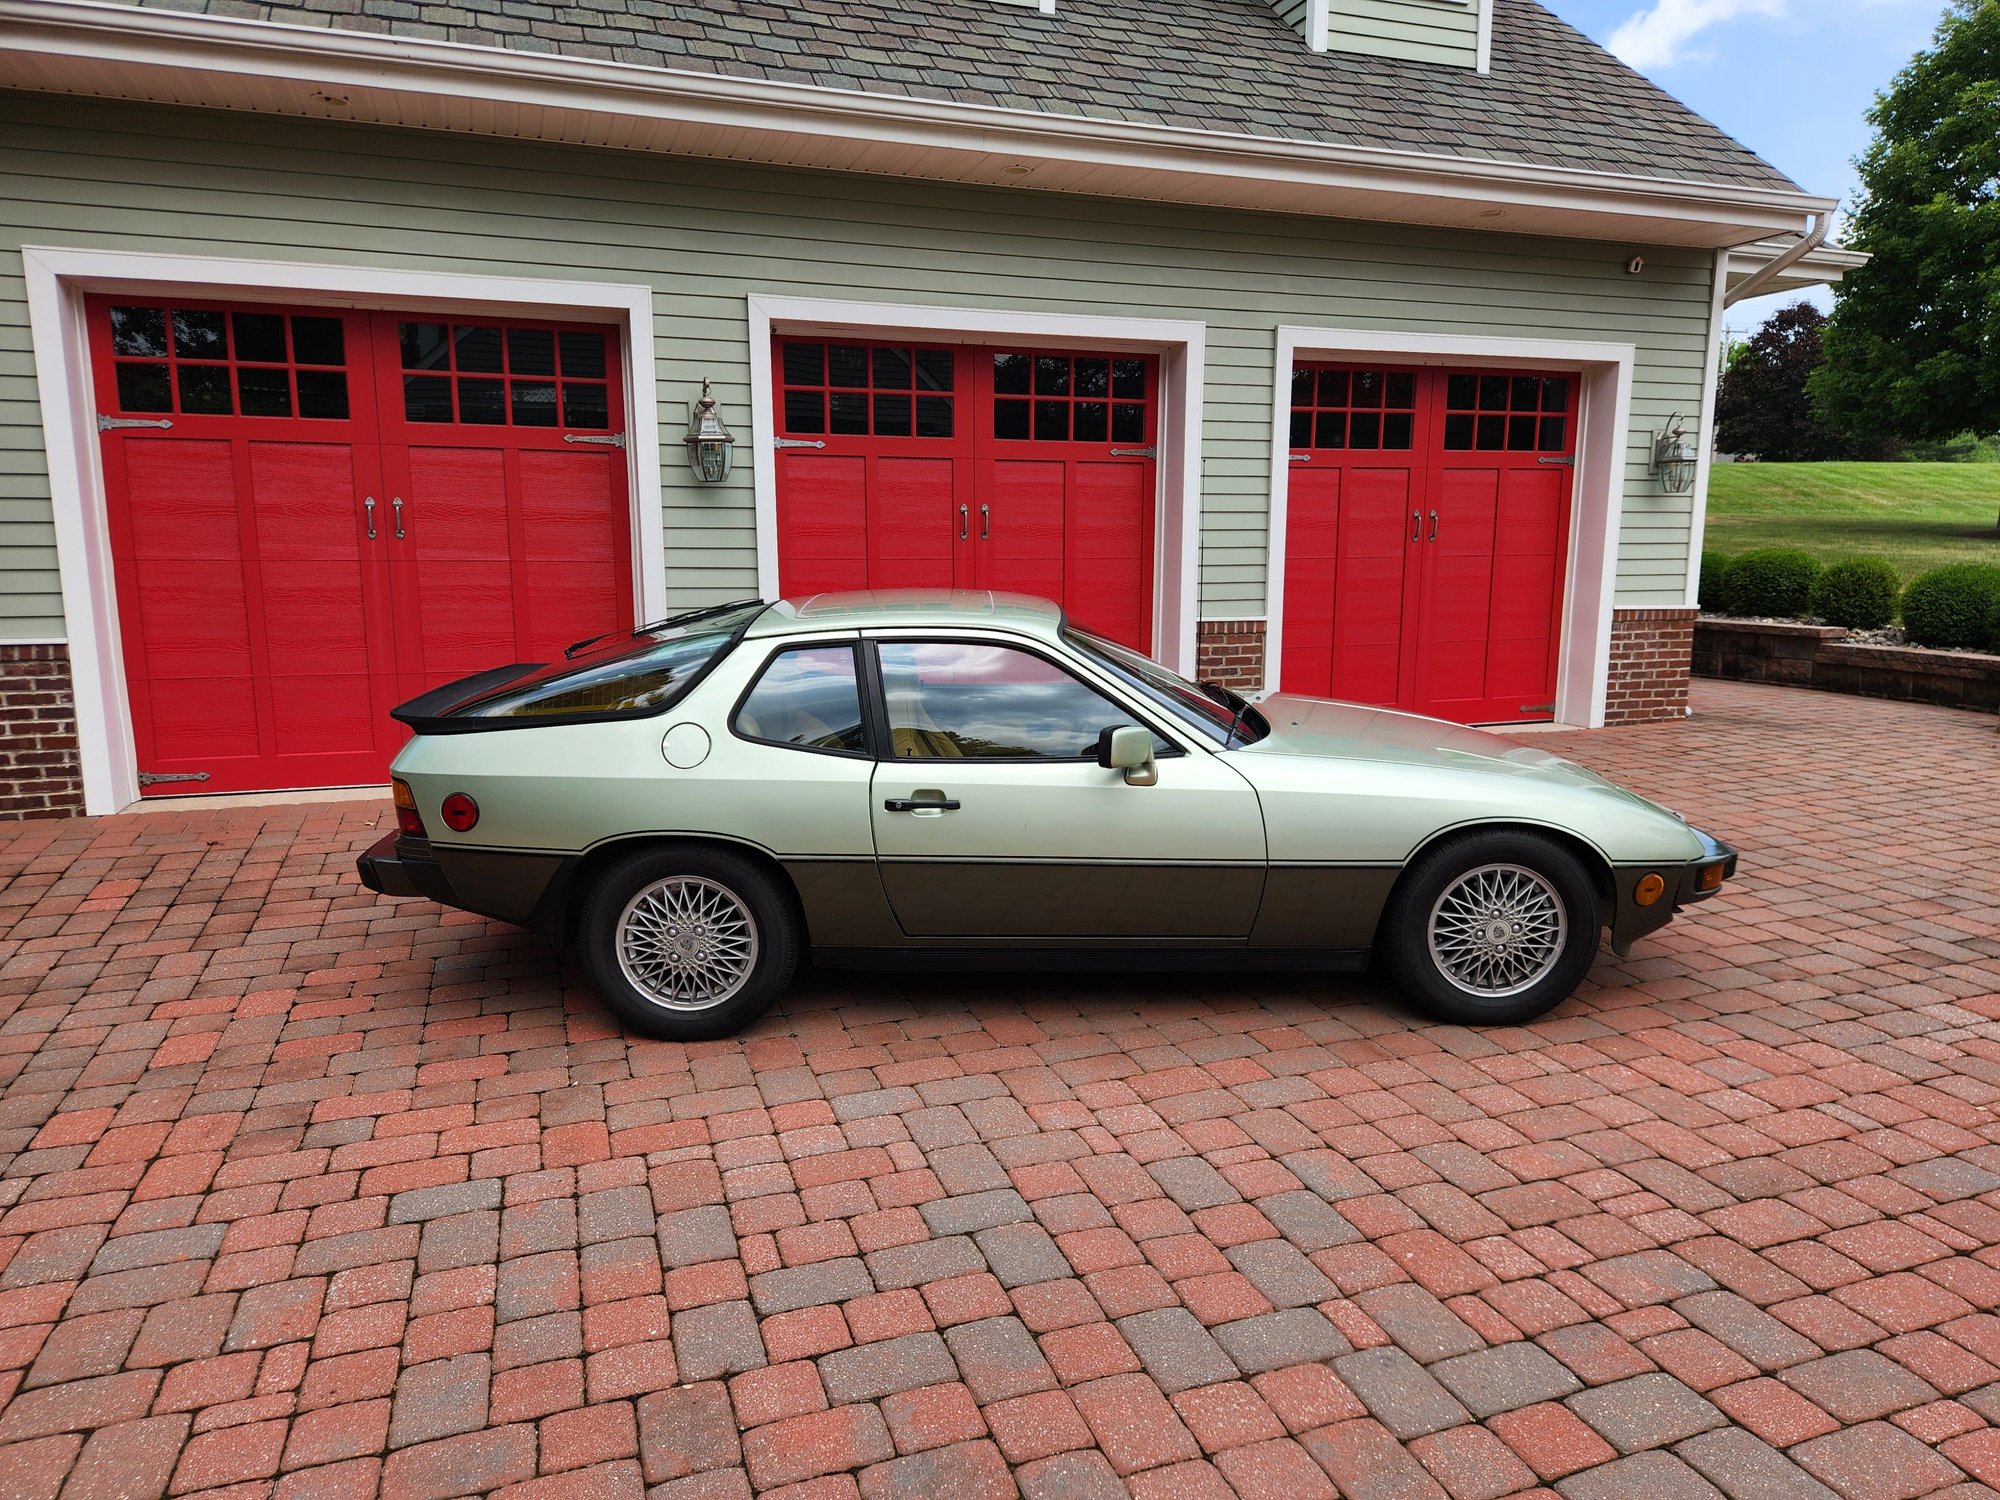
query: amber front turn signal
[
  {"left": 1697, "top": 863, "right": 1726, "bottom": 892},
  {"left": 1633, "top": 872, "right": 1667, "bottom": 907}
]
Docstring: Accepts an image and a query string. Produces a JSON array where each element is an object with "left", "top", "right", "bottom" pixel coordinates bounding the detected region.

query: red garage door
[
  {"left": 1281, "top": 366, "right": 1576, "bottom": 724},
  {"left": 773, "top": 340, "right": 1157, "bottom": 651},
  {"left": 90, "top": 298, "right": 632, "bottom": 795}
]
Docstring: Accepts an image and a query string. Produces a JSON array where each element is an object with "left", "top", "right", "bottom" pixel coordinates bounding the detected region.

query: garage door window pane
[
  {"left": 879, "top": 641, "right": 1151, "bottom": 760},
  {"left": 116, "top": 362, "right": 173, "bottom": 412},
  {"left": 232, "top": 313, "right": 287, "bottom": 365},
  {"left": 296, "top": 370, "right": 351, "bottom": 420},
  {"left": 178, "top": 364, "right": 233, "bottom": 415},
  {"left": 829, "top": 393, "right": 868, "bottom": 434},
  {"left": 874, "top": 394, "right": 912, "bottom": 437},
  {"left": 402, "top": 323, "right": 451, "bottom": 370},
  {"left": 1073, "top": 402, "right": 1108, "bottom": 444},
  {"left": 564, "top": 383, "right": 609, "bottom": 429},
  {"left": 292, "top": 317, "right": 346, "bottom": 367},
  {"left": 916, "top": 396, "right": 954, "bottom": 438},
  {"left": 404, "top": 375, "right": 453, "bottom": 423},
  {"left": 829, "top": 346, "right": 869, "bottom": 388},
  {"left": 508, "top": 328, "right": 556, "bottom": 377},
  {"left": 1112, "top": 360, "right": 1146, "bottom": 399},
  {"left": 111, "top": 307, "right": 168, "bottom": 358},
  {"left": 512, "top": 382, "right": 558, "bottom": 426},
  {"left": 455, "top": 327, "right": 504, "bottom": 373},
  {"left": 459, "top": 379, "right": 506, "bottom": 424},
  {"left": 785, "top": 390, "right": 825, "bottom": 434},
  {"left": 1111, "top": 403, "right": 1145, "bottom": 443},
  {"left": 173, "top": 310, "right": 228, "bottom": 361},
  {"left": 873, "top": 347, "right": 912, "bottom": 389},
  {"left": 994, "top": 400, "right": 1029, "bottom": 440},
  {"left": 994, "top": 353, "right": 1031, "bottom": 395},
  {"left": 735, "top": 647, "right": 866, "bottom": 755},
  {"left": 237, "top": 366, "right": 292, "bottom": 418},
  {"left": 560, "top": 332, "right": 607, "bottom": 380},
  {"left": 916, "top": 349, "right": 954, "bottom": 392}
]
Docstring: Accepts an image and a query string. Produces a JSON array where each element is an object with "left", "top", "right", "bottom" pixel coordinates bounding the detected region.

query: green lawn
[{"left": 1704, "top": 463, "right": 2000, "bottom": 581}]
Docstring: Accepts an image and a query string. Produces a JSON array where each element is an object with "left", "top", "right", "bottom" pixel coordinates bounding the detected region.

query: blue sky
[{"left": 1547, "top": 0, "right": 1947, "bottom": 334}]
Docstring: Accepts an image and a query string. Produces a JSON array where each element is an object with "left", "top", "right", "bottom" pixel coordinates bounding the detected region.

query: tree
[
  {"left": 1811, "top": 0, "right": 2000, "bottom": 445},
  {"left": 1716, "top": 303, "right": 1875, "bottom": 461}
]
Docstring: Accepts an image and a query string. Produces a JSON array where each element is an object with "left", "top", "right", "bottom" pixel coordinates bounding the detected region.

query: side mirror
[{"left": 1096, "top": 725, "right": 1158, "bottom": 786}]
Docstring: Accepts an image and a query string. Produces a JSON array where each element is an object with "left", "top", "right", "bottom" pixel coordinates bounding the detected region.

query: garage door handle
[
  {"left": 980, "top": 503, "right": 990, "bottom": 540},
  {"left": 392, "top": 496, "right": 405, "bottom": 540},
  {"left": 364, "top": 496, "right": 377, "bottom": 541},
  {"left": 959, "top": 503, "right": 969, "bottom": 541},
  {"left": 1428, "top": 509, "right": 1439, "bottom": 542},
  {"left": 1410, "top": 510, "right": 1420, "bottom": 543},
  {"left": 884, "top": 798, "right": 960, "bottom": 812}
]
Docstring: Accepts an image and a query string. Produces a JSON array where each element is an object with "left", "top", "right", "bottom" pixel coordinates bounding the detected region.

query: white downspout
[{"left": 1724, "top": 207, "right": 1834, "bottom": 309}]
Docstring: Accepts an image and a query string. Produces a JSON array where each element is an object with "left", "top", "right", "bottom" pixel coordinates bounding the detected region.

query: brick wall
[
  {"left": 1604, "top": 607, "right": 1696, "bottom": 725},
  {"left": 1195, "top": 619, "right": 1266, "bottom": 690},
  {"left": 0, "top": 645, "right": 84, "bottom": 819}
]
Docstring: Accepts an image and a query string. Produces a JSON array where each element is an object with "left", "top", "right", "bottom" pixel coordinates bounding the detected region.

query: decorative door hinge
[
  {"left": 138, "top": 770, "right": 209, "bottom": 786},
  {"left": 1537, "top": 455, "right": 1575, "bottom": 466},
  {"left": 1109, "top": 446, "right": 1156, "bottom": 458},
  {"left": 98, "top": 415, "right": 173, "bottom": 432},
  {"left": 1289, "top": 453, "right": 1311, "bottom": 463},
  {"left": 563, "top": 433, "right": 626, "bottom": 448},
  {"left": 1518, "top": 704, "right": 1556, "bottom": 716},
  {"left": 774, "top": 437, "right": 826, "bottom": 450}
]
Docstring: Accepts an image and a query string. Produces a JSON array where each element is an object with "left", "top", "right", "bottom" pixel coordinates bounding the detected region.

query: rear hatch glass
[{"left": 392, "top": 601, "right": 765, "bottom": 733}]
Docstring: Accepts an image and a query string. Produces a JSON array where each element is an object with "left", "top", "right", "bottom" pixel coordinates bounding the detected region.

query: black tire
[
  {"left": 578, "top": 843, "right": 799, "bottom": 1041},
  {"left": 1378, "top": 829, "right": 1601, "bottom": 1026}
]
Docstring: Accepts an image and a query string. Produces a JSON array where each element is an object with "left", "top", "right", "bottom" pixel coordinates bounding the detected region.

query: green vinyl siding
[
  {"left": 1325, "top": 0, "right": 1482, "bottom": 68},
  {"left": 0, "top": 92, "right": 1715, "bottom": 641}
]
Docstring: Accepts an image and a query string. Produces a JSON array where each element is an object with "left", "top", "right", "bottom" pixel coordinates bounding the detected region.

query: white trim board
[
  {"left": 1264, "top": 325, "right": 1635, "bottom": 729},
  {"left": 21, "top": 244, "right": 667, "bottom": 816},
  {"left": 1684, "top": 250, "right": 1730, "bottom": 608},
  {"left": 746, "top": 294, "right": 1207, "bottom": 678}
]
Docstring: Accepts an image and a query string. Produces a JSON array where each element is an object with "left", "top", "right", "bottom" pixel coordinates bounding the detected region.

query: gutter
[
  {"left": 0, "top": 0, "right": 1837, "bottom": 244},
  {"left": 1724, "top": 208, "right": 1835, "bottom": 307}
]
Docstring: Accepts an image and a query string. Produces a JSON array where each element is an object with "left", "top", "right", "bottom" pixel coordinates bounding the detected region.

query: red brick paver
[{"left": 0, "top": 680, "right": 1997, "bottom": 1498}]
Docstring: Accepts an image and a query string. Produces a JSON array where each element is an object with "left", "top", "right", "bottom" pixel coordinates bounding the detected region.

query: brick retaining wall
[{"left": 1694, "top": 617, "right": 2000, "bottom": 714}]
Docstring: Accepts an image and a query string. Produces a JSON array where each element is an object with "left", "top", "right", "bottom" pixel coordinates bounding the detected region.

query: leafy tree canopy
[
  {"left": 1718, "top": 303, "right": 1888, "bottom": 461},
  {"left": 1812, "top": 0, "right": 2000, "bottom": 444}
]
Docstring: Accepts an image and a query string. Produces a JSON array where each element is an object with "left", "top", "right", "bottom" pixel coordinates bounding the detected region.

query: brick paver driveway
[{"left": 1, "top": 680, "right": 1997, "bottom": 1500}]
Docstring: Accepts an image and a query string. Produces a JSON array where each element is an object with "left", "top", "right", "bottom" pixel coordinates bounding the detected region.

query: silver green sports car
[{"left": 358, "top": 592, "right": 1734, "bottom": 1039}]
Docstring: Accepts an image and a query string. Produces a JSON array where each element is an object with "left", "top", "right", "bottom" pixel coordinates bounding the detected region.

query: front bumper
[{"left": 1609, "top": 829, "right": 1738, "bottom": 957}]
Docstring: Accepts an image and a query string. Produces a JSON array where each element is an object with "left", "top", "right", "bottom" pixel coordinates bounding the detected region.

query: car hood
[{"left": 1240, "top": 694, "right": 1644, "bottom": 798}]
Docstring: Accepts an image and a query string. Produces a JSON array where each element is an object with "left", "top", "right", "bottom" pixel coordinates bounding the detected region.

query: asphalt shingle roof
[{"left": 123, "top": 0, "right": 1804, "bottom": 193}]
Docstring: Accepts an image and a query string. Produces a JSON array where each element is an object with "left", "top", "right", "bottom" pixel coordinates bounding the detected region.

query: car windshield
[
  {"left": 1064, "top": 628, "right": 1270, "bottom": 747},
  {"left": 451, "top": 601, "right": 765, "bottom": 720}
]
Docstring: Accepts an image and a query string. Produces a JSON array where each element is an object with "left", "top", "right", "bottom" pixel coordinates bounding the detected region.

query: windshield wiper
[{"left": 1201, "top": 680, "right": 1252, "bottom": 748}]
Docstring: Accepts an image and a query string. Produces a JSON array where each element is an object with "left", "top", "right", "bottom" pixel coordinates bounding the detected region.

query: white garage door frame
[
  {"left": 746, "top": 294, "right": 1208, "bottom": 677},
  {"left": 22, "top": 244, "right": 666, "bottom": 816},
  {"left": 1265, "top": 325, "right": 1636, "bottom": 728}
]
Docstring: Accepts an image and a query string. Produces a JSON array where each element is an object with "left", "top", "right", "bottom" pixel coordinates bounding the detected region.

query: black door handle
[{"left": 884, "top": 798, "right": 961, "bottom": 812}]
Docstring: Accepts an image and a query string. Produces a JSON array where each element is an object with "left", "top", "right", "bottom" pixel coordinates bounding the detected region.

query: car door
[{"left": 867, "top": 636, "right": 1267, "bottom": 939}]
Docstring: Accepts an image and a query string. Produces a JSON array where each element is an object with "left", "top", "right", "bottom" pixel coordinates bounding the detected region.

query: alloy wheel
[
  {"left": 615, "top": 875, "right": 760, "bottom": 1010},
  {"left": 1425, "top": 862, "right": 1568, "bottom": 998}
]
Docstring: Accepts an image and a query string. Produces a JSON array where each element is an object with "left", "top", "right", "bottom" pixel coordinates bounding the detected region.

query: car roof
[{"left": 745, "top": 590, "right": 1067, "bottom": 641}]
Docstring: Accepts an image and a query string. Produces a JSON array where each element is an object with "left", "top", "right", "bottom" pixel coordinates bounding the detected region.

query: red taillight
[
  {"left": 440, "top": 793, "right": 479, "bottom": 833},
  {"left": 392, "top": 779, "right": 426, "bottom": 837}
]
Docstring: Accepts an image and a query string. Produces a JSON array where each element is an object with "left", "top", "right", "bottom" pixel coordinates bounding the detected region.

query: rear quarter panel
[{"left": 387, "top": 644, "right": 874, "bottom": 859}]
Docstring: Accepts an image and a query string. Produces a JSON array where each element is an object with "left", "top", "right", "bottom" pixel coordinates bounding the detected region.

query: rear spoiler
[{"left": 390, "top": 663, "right": 541, "bottom": 735}]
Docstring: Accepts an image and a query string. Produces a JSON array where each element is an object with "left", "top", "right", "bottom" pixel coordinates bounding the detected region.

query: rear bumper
[
  {"left": 356, "top": 833, "right": 458, "bottom": 904},
  {"left": 356, "top": 833, "right": 568, "bottom": 930},
  {"left": 1609, "top": 830, "right": 1738, "bottom": 957}
]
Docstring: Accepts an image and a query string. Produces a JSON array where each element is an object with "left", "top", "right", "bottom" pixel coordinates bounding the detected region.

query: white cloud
[{"left": 1608, "top": 0, "right": 1786, "bottom": 70}]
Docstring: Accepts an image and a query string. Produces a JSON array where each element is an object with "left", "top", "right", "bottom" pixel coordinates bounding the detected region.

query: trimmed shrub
[
  {"left": 1698, "top": 550, "right": 1732, "bottom": 612},
  {"left": 1720, "top": 548, "right": 1822, "bottom": 618},
  {"left": 1809, "top": 557, "right": 1901, "bottom": 630},
  {"left": 1900, "top": 563, "right": 2000, "bottom": 649},
  {"left": 1989, "top": 593, "right": 2000, "bottom": 653}
]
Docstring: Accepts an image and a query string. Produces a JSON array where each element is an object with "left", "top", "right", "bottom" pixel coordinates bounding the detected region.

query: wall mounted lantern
[
  {"left": 684, "top": 379, "right": 735, "bottom": 483},
  {"left": 1651, "top": 415, "right": 1698, "bottom": 494}
]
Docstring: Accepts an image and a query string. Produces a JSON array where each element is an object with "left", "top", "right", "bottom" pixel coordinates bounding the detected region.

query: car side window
[
  {"left": 877, "top": 641, "right": 1166, "bottom": 760},
  {"left": 734, "top": 645, "right": 868, "bottom": 755}
]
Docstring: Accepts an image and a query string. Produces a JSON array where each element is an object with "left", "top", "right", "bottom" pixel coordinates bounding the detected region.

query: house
[{"left": 0, "top": 0, "right": 1858, "bottom": 817}]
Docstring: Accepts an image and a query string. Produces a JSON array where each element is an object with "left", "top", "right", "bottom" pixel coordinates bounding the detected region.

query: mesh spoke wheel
[
  {"left": 615, "top": 876, "right": 760, "bottom": 1011},
  {"left": 1426, "top": 861, "right": 1568, "bottom": 999}
]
